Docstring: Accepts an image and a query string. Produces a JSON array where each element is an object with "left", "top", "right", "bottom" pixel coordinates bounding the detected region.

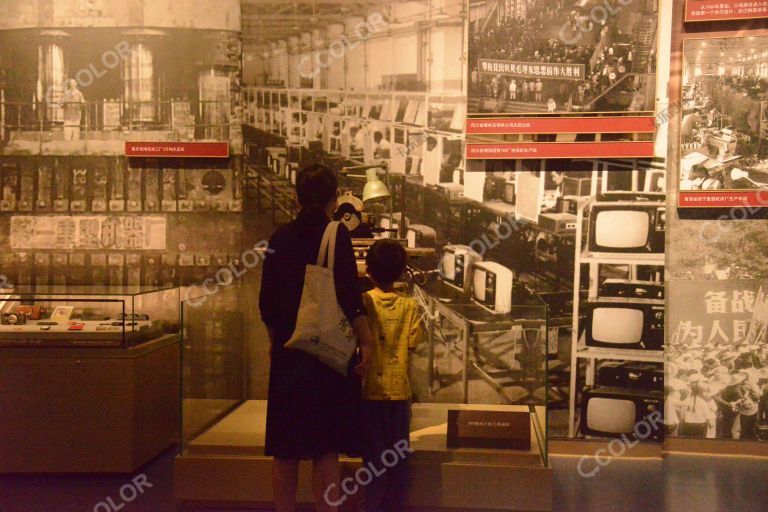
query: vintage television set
[
  {"left": 378, "top": 213, "right": 409, "bottom": 238},
  {"left": 580, "top": 387, "right": 663, "bottom": 440},
  {"left": 561, "top": 176, "right": 592, "bottom": 196},
  {"left": 587, "top": 201, "right": 665, "bottom": 255},
  {"left": 406, "top": 224, "right": 437, "bottom": 248},
  {"left": 472, "top": 261, "right": 516, "bottom": 315},
  {"left": 441, "top": 244, "right": 482, "bottom": 292},
  {"left": 584, "top": 298, "right": 664, "bottom": 351},
  {"left": 390, "top": 127, "right": 407, "bottom": 174},
  {"left": 598, "top": 279, "right": 664, "bottom": 300},
  {"left": 597, "top": 362, "right": 664, "bottom": 392}
]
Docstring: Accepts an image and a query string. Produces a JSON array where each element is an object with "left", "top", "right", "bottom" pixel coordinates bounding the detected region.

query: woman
[{"left": 260, "top": 164, "right": 374, "bottom": 512}]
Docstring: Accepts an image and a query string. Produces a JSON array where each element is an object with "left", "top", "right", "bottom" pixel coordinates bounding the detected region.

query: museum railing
[{"left": 0, "top": 97, "right": 236, "bottom": 142}]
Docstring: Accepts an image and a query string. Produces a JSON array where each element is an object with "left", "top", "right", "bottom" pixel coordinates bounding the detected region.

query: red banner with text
[
  {"left": 125, "top": 142, "right": 230, "bottom": 158},
  {"left": 466, "top": 141, "right": 654, "bottom": 160},
  {"left": 685, "top": 0, "right": 768, "bottom": 21},
  {"left": 466, "top": 117, "right": 656, "bottom": 135}
]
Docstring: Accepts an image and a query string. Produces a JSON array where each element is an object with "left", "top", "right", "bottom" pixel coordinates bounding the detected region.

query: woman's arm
[
  {"left": 351, "top": 315, "right": 373, "bottom": 377},
  {"left": 259, "top": 233, "right": 281, "bottom": 332},
  {"left": 332, "top": 224, "right": 372, "bottom": 376}
]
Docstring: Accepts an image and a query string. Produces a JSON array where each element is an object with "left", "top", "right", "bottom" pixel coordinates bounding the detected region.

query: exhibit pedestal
[
  {"left": 0, "top": 334, "right": 180, "bottom": 473},
  {"left": 175, "top": 401, "right": 552, "bottom": 511}
]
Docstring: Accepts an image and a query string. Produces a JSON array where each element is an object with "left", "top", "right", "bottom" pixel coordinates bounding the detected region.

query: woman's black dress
[{"left": 259, "top": 209, "right": 366, "bottom": 459}]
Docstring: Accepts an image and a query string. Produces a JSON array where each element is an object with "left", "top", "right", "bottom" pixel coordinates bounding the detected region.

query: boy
[{"left": 361, "top": 239, "right": 424, "bottom": 512}]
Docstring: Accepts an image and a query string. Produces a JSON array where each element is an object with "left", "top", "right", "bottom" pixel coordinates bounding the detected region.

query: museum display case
[
  {"left": 0, "top": 285, "right": 181, "bottom": 473},
  {"left": 0, "top": 285, "right": 180, "bottom": 348},
  {"left": 176, "top": 285, "right": 552, "bottom": 510}
]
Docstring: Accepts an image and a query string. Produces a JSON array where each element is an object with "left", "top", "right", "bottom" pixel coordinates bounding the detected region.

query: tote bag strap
[{"left": 316, "top": 221, "right": 340, "bottom": 269}]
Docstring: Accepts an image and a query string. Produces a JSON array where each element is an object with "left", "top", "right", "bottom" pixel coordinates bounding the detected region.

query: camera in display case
[{"left": 0, "top": 285, "right": 180, "bottom": 348}]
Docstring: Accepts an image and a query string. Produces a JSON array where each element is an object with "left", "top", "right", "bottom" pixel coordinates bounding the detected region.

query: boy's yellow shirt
[{"left": 362, "top": 288, "right": 424, "bottom": 401}]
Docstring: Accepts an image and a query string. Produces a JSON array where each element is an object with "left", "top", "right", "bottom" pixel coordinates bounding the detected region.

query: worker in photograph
[
  {"left": 61, "top": 79, "right": 85, "bottom": 141},
  {"left": 373, "top": 130, "right": 391, "bottom": 159}
]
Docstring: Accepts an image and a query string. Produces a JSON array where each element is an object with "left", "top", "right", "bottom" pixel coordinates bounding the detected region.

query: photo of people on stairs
[{"left": 468, "top": 0, "right": 658, "bottom": 115}]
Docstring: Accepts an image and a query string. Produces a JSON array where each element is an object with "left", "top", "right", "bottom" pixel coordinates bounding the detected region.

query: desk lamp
[{"left": 341, "top": 162, "right": 401, "bottom": 237}]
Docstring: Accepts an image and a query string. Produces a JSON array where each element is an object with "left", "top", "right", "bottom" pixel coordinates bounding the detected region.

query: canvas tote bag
[{"left": 284, "top": 221, "right": 357, "bottom": 374}]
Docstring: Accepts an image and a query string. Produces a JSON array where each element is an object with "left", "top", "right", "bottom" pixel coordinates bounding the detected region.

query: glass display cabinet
[
  {"left": 0, "top": 285, "right": 180, "bottom": 348},
  {"left": 0, "top": 285, "right": 181, "bottom": 473},
  {"left": 176, "top": 284, "right": 551, "bottom": 510}
]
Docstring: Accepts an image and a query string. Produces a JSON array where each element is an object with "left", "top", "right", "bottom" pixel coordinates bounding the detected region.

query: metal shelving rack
[{"left": 567, "top": 193, "right": 665, "bottom": 439}]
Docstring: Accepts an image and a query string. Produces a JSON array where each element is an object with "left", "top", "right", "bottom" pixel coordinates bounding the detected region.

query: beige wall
[{"left": 0, "top": 0, "right": 240, "bottom": 31}]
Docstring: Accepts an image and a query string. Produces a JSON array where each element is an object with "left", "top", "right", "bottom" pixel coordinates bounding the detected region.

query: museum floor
[{"left": 1, "top": 448, "right": 767, "bottom": 512}]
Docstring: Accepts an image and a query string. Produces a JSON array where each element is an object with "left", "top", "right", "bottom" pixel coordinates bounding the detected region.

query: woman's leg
[
  {"left": 313, "top": 452, "right": 341, "bottom": 512},
  {"left": 273, "top": 458, "right": 299, "bottom": 512}
]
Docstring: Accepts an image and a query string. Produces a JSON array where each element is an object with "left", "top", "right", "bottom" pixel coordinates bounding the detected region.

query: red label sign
[
  {"left": 685, "top": 0, "right": 768, "bottom": 21},
  {"left": 465, "top": 141, "right": 654, "bottom": 160},
  {"left": 125, "top": 142, "right": 230, "bottom": 158},
  {"left": 467, "top": 116, "right": 656, "bottom": 135},
  {"left": 679, "top": 190, "right": 768, "bottom": 208}
]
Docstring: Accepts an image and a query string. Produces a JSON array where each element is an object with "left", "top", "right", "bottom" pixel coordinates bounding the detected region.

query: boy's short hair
[{"left": 366, "top": 239, "right": 407, "bottom": 285}]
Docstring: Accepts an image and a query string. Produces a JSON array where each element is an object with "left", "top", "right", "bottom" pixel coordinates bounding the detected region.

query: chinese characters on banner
[
  {"left": 686, "top": 0, "right": 768, "bottom": 21},
  {"left": 477, "top": 59, "right": 585, "bottom": 81},
  {"left": 670, "top": 283, "right": 760, "bottom": 345},
  {"left": 9, "top": 216, "right": 167, "bottom": 251}
]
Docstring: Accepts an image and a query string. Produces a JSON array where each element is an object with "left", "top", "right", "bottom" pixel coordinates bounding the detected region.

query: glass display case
[
  {"left": 0, "top": 285, "right": 180, "bottom": 348},
  {"left": 176, "top": 283, "right": 551, "bottom": 509}
]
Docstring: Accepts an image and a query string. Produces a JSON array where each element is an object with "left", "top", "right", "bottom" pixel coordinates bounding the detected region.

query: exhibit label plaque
[
  {"left": 125, "top": 142, "right": 229, "bottom": 158},
  {"left": 447, "top": 410, "right": 531, "bottom": 450}
]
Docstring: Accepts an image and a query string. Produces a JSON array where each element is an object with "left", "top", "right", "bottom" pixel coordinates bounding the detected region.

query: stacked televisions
[
  {"left": 579, "top": 193, "right": 665, "bottom": 441},
  {"left": 440, "top": 245, "right": 516, "bottom": 315}
]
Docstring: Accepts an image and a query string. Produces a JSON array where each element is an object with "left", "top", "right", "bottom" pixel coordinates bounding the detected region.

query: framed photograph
[
  {"left": 677, "top": 36, "right": 768, "bottom": 208},
  {"left": 467, "top": 0, "right": 658, "bottom": 125}
]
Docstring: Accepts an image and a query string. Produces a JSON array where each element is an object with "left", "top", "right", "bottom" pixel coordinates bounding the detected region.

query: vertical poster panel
[
  {"left": 678, "top": 35, "right": 768, "bottom": 208},
  {"left": 668, "top": 280, "right": 768, "bottom": 442}
]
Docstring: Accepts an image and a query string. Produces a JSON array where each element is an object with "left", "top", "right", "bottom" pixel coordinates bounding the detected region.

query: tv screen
[
  {"left": 473, "top": 268, "right": 487, "bottom": 303},
  {"left": 586, "top": 300, "right": 664, "bottom": 351},
  {"left": 443, "top": 253, "right": 456, "bottom": 281},
  {"left": 594, "top": 210, "right": 650, "bottom": 249},
  {"left": 581, "top": 387, "right": 664, "bottom": 440},
  {"left": 591, "top": 307, "right": 644, "bottom": 345},
  {"left": 586, "top": 397, "right": 637, "bottom": 435},
  {"left": 588, "top": 202, "right": 665, "bottom": 254}
]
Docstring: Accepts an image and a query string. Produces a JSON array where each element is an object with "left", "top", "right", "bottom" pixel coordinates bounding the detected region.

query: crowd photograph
[
  {"left": 468, "top": 0, "right": 658, "bottom": 115},
  {"left": 667, "top": 282, "right": 768, "bottom": 441}
]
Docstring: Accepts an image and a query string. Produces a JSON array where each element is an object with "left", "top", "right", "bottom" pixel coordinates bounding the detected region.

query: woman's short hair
[{"left": 296, "top": 164, "right": 338, "bottom": 210}]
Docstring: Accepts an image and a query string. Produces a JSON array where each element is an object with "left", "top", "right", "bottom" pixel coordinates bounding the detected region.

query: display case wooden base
[
  {"left": 175, "top": 401, "right": 552, "bottom": 511},
  {"left": 0, "top": 334, "right": 180, "bottom": 473}
]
